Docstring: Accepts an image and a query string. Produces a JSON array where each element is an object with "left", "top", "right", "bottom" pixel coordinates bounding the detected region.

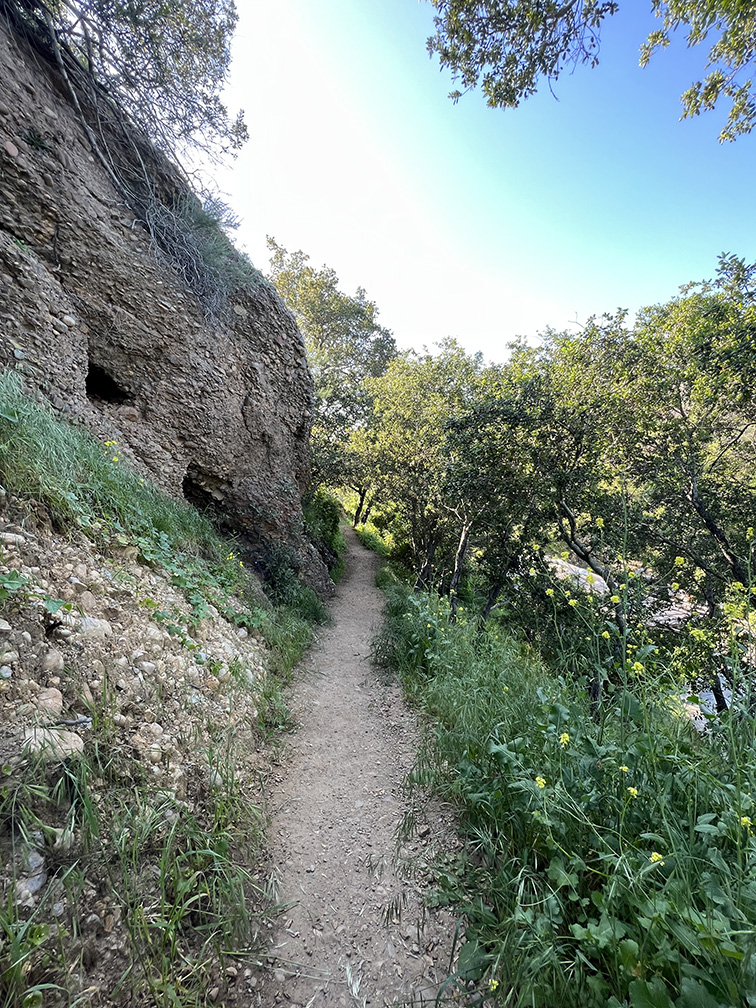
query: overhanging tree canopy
[{"left": 427, "top": 0, "right": 756, "bottom": 140}]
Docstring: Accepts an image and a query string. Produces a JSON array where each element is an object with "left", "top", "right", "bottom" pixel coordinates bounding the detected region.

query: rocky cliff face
[{"left": 0, "top": 20, "right": 329, "bottom": 591}]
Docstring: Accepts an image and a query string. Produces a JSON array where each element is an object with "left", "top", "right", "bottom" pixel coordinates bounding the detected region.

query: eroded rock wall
[{"left": 0, "top": 21, "right": 329, "bottom": 591}]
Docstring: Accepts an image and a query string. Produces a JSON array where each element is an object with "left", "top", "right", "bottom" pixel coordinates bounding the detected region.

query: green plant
[
  {"left": 377, "top": 584, "right": 756, "bottom": 1007},
  {"left": 304, "top": 486, "right": 346, "bottom": 582},
  {"left": 355, "top": 523, "right": 391, "bottom": 556}
]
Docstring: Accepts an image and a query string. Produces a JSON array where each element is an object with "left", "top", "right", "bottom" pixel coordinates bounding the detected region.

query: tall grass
[
  {"left": 0, "top": 371, "right": 218, "bottom": 555},
  {"left": 0, "top": 372, "right": 327, "bottom": 650},
  {"left": 375, "top": 583, "right": 756, "bottom": 1007}
]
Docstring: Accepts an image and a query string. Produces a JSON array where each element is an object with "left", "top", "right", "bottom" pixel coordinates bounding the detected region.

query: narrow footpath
[{"left": 256, "top": 529, "right": 460, "bottom": 1008}]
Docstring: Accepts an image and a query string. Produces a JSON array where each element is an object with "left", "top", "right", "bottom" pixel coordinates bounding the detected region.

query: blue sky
[{"left": 217, "top": 0, "right": 756, "bottom": 361}]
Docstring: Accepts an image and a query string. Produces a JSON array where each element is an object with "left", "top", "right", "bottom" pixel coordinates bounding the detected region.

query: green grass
[
  {"left": 0, "top": 737, "right": 266, "bottom": 1007},
  {"left": 0, "top": 371, "right": 219, "bottom": 554},
  {"left": 375, "top": 584, "right": 756, "bottom": 1008},
  {"left": 0, "top": 373, "right": 329, "bottom": 1004},
  {"left": 355, "top": 523, "right": 391, "bottom": 556}
]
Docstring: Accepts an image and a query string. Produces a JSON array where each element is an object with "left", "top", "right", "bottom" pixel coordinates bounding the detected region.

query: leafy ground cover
[{"left": 374, "top": 579, "right": 756, "bottom": 1008}]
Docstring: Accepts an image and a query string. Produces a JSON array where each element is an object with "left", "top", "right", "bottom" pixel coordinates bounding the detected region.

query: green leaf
[
  {"left": 456, "top": 939, "right": 488, "bottom": 981},
  {"left": 675, "top": 977, "right": 725, "bottom": 1008},
  {"left": 629, "top": 977, "right": 675, "bottom": 1008}
]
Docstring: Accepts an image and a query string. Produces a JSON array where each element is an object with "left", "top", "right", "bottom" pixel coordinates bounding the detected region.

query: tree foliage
[
  {"left": 323, "top": 253, "right": 756, "bottom": 708},
  {"left": 7, "top": 0, "right": 246, "bottom": 156},
  {"left": 427, "top": 0, "right": 756, "bottom": 140},
  {"left": 266, "top": 239, "right": 398, "bottom": 489}
]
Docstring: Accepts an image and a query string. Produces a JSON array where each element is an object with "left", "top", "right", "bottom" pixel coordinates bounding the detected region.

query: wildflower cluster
[{"left": 104, "top": 439, "right": 121, "bottom": 463}]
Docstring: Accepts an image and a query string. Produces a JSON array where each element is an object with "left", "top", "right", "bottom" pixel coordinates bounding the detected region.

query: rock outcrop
[{"left": 0, "top": 18, "right": 329, "bottom": 591}]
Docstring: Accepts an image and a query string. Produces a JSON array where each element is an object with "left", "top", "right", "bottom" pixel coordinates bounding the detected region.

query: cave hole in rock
[
  {"left": 86, "top": 362, "right": 131, "bottom": 405},
  {"left": 182, "top": 465, "right": 232, "bottom": 534},
  {"left": 182, "top": 470, "right": 216, "bottom": 512}
]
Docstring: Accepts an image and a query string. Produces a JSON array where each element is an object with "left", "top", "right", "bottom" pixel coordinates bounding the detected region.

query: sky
[{"left": 214, "top": 0, "right": 756, "bottom": 362}]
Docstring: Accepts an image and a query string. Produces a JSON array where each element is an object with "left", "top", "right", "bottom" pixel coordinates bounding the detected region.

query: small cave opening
[
  {"left": 86, "top": 362, "right": 132, "bottom": 405},
  {"left": 182, "top": 470, "right": 216, "bottom": 512},
  {"left": 181, "top": 465, "right": 233, "bottom": 536}
]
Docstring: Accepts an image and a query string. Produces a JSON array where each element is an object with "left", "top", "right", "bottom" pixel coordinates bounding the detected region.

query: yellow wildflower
[
  {"left": 586, "top": 573, "right": 595, "bottom": 585},
  {"left": 631, "top": 661, "right": 645, "bottom": 673},
  {"left": 559, "top": 732, "right": 570, "bottom": 747},
  {"left": 546, "top": 588, "right": 555, "bottom": 598},
  {"left": 627, "top": 786, "right": 639, "bottom": 797},
  {"left": 741, "top": 816, "right": 752, "bottom": 829},
  {"left": 489, "top": 979, "right": 499, "bottom": 992},
  {"left": 601, "top": 630, "right": 610, "bottom": 639},
  {"left": 619, "top": 765, "right": 629, "bottom": 772},
  {"left": 674, "top": 556, "right": 685, "bottom": 566},
  {"left": 610, "top": 594, "right": 620, "bottom": 604},
  {"left": 672, "top": 582, "right": 680, "bottom": 591},
  {"left": 596, "top": 517, "right": 605, "bottom": 529},
  {"left": 535, "top": 776, "right": 546, "bottom": 789},
  {"left": 568, "top": 598, "right": 578, "bottom": 607},
  {"left": 649, "top": 851, "right": 665, "bottom": 865}
]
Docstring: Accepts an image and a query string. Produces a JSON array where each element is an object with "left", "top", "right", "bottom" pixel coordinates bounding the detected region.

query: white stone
[
  {"left": 41, "top": 648, "right": 65, "bottom": 674},
  {"left": 23, "top": 728, "right": 84, "bottom": 761},
  {"left": 77, "top": 617, "right": 112, "bottom": 639},
  {"left": 35, "top": 687, "right": 63, "bottom": 716}
]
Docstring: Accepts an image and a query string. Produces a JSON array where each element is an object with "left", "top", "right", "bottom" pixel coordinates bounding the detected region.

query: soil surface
[{"left": 256, "top": 530, "right": 461, "bottom": 1007}]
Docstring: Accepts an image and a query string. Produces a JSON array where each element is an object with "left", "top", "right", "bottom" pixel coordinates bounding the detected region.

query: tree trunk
[
  {"left": 686, "top": 478, "right": 747, "bottom": 583},
  {"left": 449, "top": 522, "right": 472, "bottom": 622},
  {"left": 414, "top": 535, "right": 439, "bottom": 592},
  {"left": 353, "top": 488, "right": 368, "bottom": 527},
  {"left": 703, "top": 577, "right": 729, "bottom": 714},
  {"left": 478, "top": 578, "right": 505, "bottom": 628}
]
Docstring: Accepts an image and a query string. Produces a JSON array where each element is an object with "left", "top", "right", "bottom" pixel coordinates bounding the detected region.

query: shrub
[
  {"left": 376, "top": 584, "right": 756, "bottom": 1007},
  {"left": 303, "top": 486, "right": 346, "bottom": 581}
]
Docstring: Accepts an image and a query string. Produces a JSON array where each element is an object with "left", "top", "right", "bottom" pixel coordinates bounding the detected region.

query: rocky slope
[
  {"left": 0, "top": 15, "right": 328, "bottom": 591},
  {"left": 0, "top": 483, "right": 277, "bottom": 1005}
]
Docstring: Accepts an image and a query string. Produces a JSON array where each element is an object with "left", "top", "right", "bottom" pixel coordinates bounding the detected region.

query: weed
[{"left": 377, "top": 583, "right": 756, "bottom": 1007}]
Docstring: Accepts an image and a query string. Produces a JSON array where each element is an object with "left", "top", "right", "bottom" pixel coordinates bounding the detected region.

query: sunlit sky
[{"left": 214, "top": 0, "right": 756, "bottom": 361}]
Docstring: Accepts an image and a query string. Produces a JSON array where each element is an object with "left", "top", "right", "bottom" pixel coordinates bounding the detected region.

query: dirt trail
[{"left": 256, "top": 530, "right": 460, "bottom": 1008}]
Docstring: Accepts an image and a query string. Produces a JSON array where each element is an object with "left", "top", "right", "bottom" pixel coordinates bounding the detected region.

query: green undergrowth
[
  {"left": 0, "top": 372, "right": 325, "bottom": 669},
  {"left": 304, "top": 487, "right": 347, "bottom": 583},
  {"left": 374, "top": 582, "right": 756, "bottom": 1008},
  {"left": 1, "top": 721, "right": 267, "bottom": 1007},
  {"left": 355, "top": 522, "right": 392, "bottom": 556}
]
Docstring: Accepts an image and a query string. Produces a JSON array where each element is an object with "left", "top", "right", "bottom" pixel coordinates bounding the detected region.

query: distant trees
[
  {"left": 426, "top": 0, "right": 756, "bottom": 140},
  {"left": 266, "top": 239, "right": 398, "bottom": 490}
]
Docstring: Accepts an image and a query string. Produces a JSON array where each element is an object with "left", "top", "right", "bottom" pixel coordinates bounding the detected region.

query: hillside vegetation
[{"left": 0, "top": 374, "right": 341, "bottom": 1006}]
